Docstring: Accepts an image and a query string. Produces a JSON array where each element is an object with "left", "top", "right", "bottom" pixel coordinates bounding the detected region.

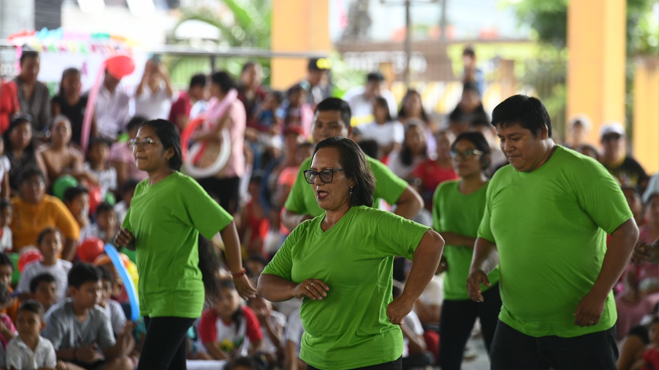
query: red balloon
[
  {"left": 78, "top": 238, "right": 105, "bottom": 263},
  {"left": 88, "top": 186, "right": 102, "bottom": 216},
  {"left": 106, "top": 55, "right": 135, "bottom": 80},
  {"left": 19, "top": 249, "right": 43, "bottom": 273}
]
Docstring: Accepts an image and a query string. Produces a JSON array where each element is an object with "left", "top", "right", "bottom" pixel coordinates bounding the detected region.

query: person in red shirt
[
  {"left": 412, "top": 130, "right": 459, "bottom": 210},
  {"left": 198, "top": 279, "right": 263, "bottom": 360},
  {"left": 0, "top": 76, "right": 19, "bottom": 133},
  {"left": 168, "top": 73, "right": 207, "bottom": 130}
]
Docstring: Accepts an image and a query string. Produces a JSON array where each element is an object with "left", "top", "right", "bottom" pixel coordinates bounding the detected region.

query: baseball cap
[
  {"left": 284, "top": 125, "right": 305, "bottom": 137},
  {"left": 600, "top": 122, "right": 625, "bottom": 138},
  {"left": 308, "top": 58, "right": 332, "bottom": 71}
]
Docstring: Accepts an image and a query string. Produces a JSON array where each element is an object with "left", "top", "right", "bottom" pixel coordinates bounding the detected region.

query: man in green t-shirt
[
  {"left": 468, "top": 95, "right": 639, "bottom": 369},
  {"left": 282, "top": 98, "right": 423, "bottom": 230}
]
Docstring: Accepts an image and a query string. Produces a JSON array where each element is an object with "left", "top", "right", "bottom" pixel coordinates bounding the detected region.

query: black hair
[
  {"left": 400, "top": 122, "right": 428, "bottom": 166},
  {"left": 366, "top": 72, "right": 385, "bottom": 82},
  {"left": 269, "top": 90, "right": 285, "bottom": 105},
  {"left": 59, "top": 68, "right": 81, "bottom": 97},
  {"left": 491, "top": 95, "right": 552, "bottom": 138},
  {"left": 97, "top": 265, "right": 114, "bottom": 283},
  {"left": 313, "top": 137, "right": 375, "bottom": 207},
  {"left": 20, "top": 50, "right": 39, "bottom": 65},
  {"left": 29, "top": 273, "right": 56, "bottom": 294},
  {"left": 242, "top": 62, "right": 256, "bottom": 74},
  {"left": 126, "top": 116, "right": 147, "bottom": 132},
  {"left": 139, "top": 119, "right": 182, "bottom": 171},
  {"left": 398, "top": 90, "right": 429, "bottom": 123},
  {"left": 121, "top": 179, "right": 140, "bottom": 195},
  {"left": 210, "top": 71, "right": 237, "bottom": 95},
  {"left": 189, "top": 74, "right": 207, "bottom": 89},
  {"left": 19, "top": 167, "right": 46, "bottom": 186},
  {"left": 37, "top": 227, "right": 61, "bottom": 246},
  {"left": 576, "top": 144, "right": 600, "bottom": 161},
  {"left": 4, "top": 115, "right": 37, "bottom": 165},
  {"left": 225, "top": 356, "right": 263, "bottom": 370},
  {"left": 471, "top": 118, "right": 495, "bottom": 130},
  {"left": 249, "top": 171, "right": 264, "bottom": 185},
  {"left": 0, "top": 281, "right": 11, "bottom": 305},
  {"left": 246, "top": 255, "right": 267, "bottom": 268},
  {"left": 0, "top": 252, "right": 12, "bottom": 272},
  {"left": 358, "top": 139, "right": 379, "bottom": 159},
  {"left": 298, "top": 142, "right": 314, "bottom": 151},
  {"left": 451, "top": 131, "right": 491, "bottom": 171},
  {"left": 18, "top": 299, "right": 45, "bottom": 318},
  {"left": 95, "top": 202, "right": 115, "bottom": 217},
  {"left": 463, "top": 81, "right": 479, "bottom": 94},
  {"left": 217, "top": 279, "right": 244, "bottom": 332},
  {"left": 198, "top": 236, "right": 221, "bottom": 300},
  {"left": 0, "top": 200, "right": 11, "bottom": 212},
  {"left": 374, "top": 96, "right": 392, "bottom": 122},
  {"left": 88, "top": 137, "right": 111, "bottom": 153},
  {"left": 287, "top": 84, "right": 304, "bottom": 97},
  {"left": 315, "top": 98, "right": 352, "bottom": 130},
  {"left": 63, "top": 186, "right": 89, "bottom": 203},
  {"left": 463, "top": 45, "right": 476, "bottom": 58},
  {"left": 68, "top": 262, "right": 101, "bottom": 288},
  {"left": 646, "top": 192, "right": 659, "bottom": 206}
]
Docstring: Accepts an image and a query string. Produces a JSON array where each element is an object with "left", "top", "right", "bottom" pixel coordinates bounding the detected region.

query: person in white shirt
[
  {"left": 97, "top": 266, "right": 128, "bottom": 337},
  {"left": 357, "top": 97, "right": 404, "bottom": 160},
  {"left": 17, "top": 228, "right": 72, "bottom": 303},
  {"left": 248, "top": 296, "right": 285, "bottom": 366},
  {"left": 95, "top": 70, "right": 131, "bottom": 140},
  {"left": 284, "top": 309, "right": 305, "bottom": 370},
  {"left": 6, "top": 300, "right": 57, "bottom": 370},
  {"left": 134, "top": 59, "right": 174, "bottom": 120},
  {"left": 344, "top": 72, "right": 398, "bottom": 127},
  {"left": 0, "top": 201, "right": 12, "bottom": 252},
  {"left": 0, "top": 139, "right": 11, "bottom": 200}
]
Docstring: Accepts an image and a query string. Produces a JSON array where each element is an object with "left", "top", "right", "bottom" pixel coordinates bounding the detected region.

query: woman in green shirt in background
[
  {"left": 433, "top": 131, "right": 502, "bottom": 370},
  {"left": 258, "top": 137, "right": 444, "bottom": 370},
  {"left": 114, "top": 119, "right": 256, "bottom": 370}
]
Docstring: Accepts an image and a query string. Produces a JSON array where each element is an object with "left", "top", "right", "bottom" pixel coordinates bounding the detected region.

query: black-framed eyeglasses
[
  {"left": 449, "top": 149, "right": 484, "bottom": 160},
  {"left": 129, "top": 138, "right": 159, "bottom": 150},
  {"left": 304, "top": 169, "right": 345, "bottom": 184}
]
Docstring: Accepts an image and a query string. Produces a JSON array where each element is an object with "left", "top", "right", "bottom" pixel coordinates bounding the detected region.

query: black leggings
[
  {"left": 438, "top": 283, "right": 502, "bottom": 370},
  {"left": 137, "top": 316, "right": 196, "bottom": 370},
  {"left": 307, "top": 357, "right": 402, "bottom": 370}
]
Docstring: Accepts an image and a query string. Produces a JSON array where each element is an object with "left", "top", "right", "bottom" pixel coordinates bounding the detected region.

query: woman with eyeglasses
[
  {"left": 432, "top": 131, "right": 501, "bottom": 370},
  {"left": 114, "top": 119, "right": 256, "bottom": 370},
  {"left": 258, "top": 136, "right": 444, "bottom": 370}
]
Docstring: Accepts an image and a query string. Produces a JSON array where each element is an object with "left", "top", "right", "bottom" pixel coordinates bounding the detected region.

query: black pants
[
  {"left": 307, "top": 357, "right": 402, "bottom": 370},
  {"left": 137, "top": 316, "right": 196, "bottom": 370},
  {"left": 438, "top": 283, "right": 502, "bottom": 370},
  {"left": 197, "top": 176, "right": 241, "bottom": 214},
  {"left": 490, "top": 321, "right": 618, "bottom": 370}
]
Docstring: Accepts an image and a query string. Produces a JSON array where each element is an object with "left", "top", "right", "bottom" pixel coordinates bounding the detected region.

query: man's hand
[
  {"left": 466, "top": 269, "right": 491, "bottom": 302},
  {"left": 573, "top": 290, "right": 607, "bottom": 327},
  {"left": 76, "top": 344, "right": 104, "bottom": 364}
]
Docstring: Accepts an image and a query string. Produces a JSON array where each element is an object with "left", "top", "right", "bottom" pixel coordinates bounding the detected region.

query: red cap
[{"left": 284, "top": 125, "right": 305, "bottom": 137}]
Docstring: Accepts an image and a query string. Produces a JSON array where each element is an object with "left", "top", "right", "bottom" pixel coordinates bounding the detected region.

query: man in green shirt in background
[
  {"left": 282, "top": 98, "right": 423, "bottom": 230},
  {"left": 468, "top": 95, "right": 639, "bottom": 369}
]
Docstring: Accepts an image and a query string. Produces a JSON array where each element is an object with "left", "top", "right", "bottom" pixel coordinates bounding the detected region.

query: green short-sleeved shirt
[
  {"left": 477, "top": 146, "right": 633, "bottom": 338},
  {"left": 433, "top": 180, "right": 499, "bottom": 300},
  {"left": 284, "top": 155, "right": 408, "bottom": 217},
  {"left": 122, "top": 172, "right": 233, "bottom": 318},
  {"left": 262, "top": 206, "right": 429, "bottom": 370}
]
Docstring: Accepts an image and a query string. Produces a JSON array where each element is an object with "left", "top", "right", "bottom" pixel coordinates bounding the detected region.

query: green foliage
[{"left": 167, "top": 0, "right": 273, "bottom": 88}]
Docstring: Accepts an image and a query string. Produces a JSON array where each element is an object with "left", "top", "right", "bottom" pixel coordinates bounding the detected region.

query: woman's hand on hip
[
  {"left": 234, "top": 275, "right": 257, "bottom": 300},
  {"left": 293, "top": 279, "right": 329, "bottom": 301},
  {"left": 114, "top": 228, "right": 135, "bottom": 248},
  {"left": 386, "top": 296, "right": 414, "bottom": 325}
]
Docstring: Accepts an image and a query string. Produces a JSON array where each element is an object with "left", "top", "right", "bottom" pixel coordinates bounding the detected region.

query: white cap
[
  {"left": 600, "top": 122, "right": 625, "bottom": 138},
  {"left": 567, "top": 114, "right": 591, "bottom": 131}
]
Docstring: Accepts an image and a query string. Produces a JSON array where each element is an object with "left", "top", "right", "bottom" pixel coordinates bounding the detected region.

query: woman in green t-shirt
[
  {"left": 114, "top": 119, "right": 256, "bottom": 370},
  {"left": 258, "top": 137, "right": 444, "bottom": 370},
  {"left": 433, "top": 131, "right": 502, "bottom": 370}
]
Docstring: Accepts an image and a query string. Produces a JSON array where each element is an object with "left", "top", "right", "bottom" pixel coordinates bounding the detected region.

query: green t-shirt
[
  {"left": 478, "top": 146, "right": 633, "bottom": 338},
  {"left": 262, "top": 206, "right": 429, "bottom": 370},
  {"left": 122, "top": 172, "right": 233, "bottom": 318},
  {"left": 432, "top": 180, "right": 499, "bottom": 300},
  {"left": 284, "top": 155, "right": 408, "bottom": 217}
]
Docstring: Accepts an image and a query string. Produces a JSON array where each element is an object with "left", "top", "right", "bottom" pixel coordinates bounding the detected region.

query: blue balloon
[{"left": 105, "top": 244, "right": 140, "bottom": 321}]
